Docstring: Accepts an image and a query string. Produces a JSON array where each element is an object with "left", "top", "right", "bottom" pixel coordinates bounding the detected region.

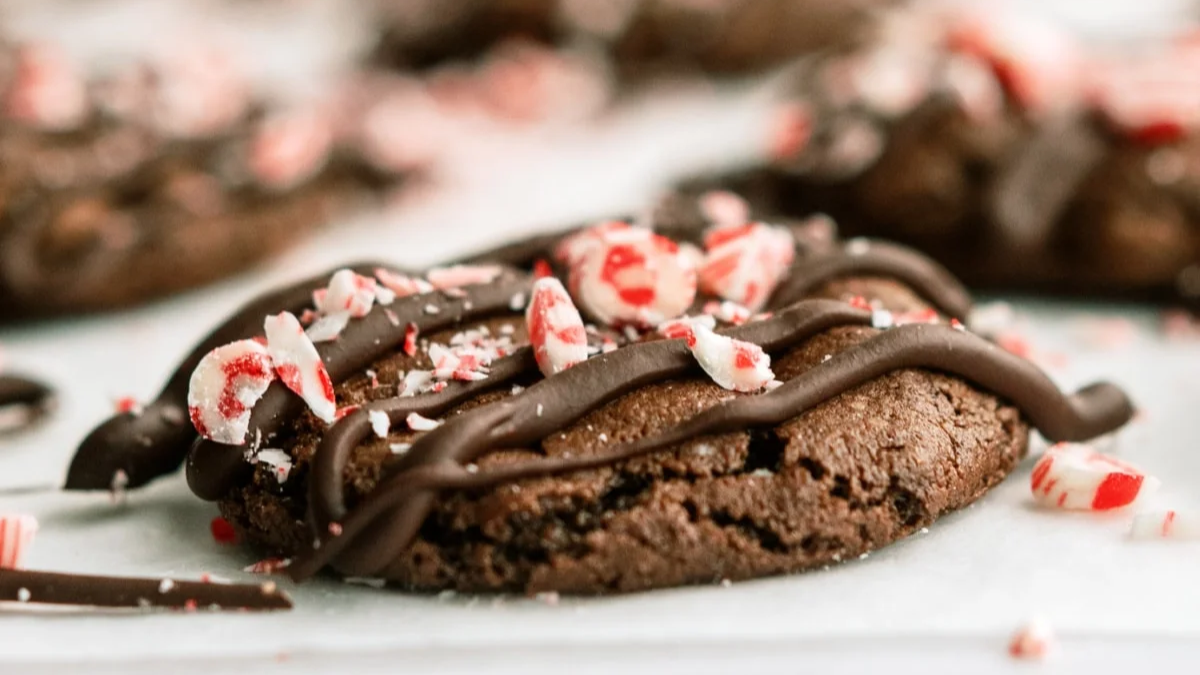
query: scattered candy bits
[
  {"left": 1030, "top": 443, "right": 1157, "bottom": 511},
  {"left": 210, "top": 516, "right": 238, "bottom": 545},
  {"left": 1008, "top": 618, "right": 1054, "bottom": 660},
  {"left": 699, "top": 222, "right": 795, "bottom": 312},
  {"left": 264, "top": 312, "right": 337, "bottom": 424},
  {"left": 1129, "top": 510, "right": 1200, "bottom": 540},
  {"left": 0, "top": 514, "right": 38, "bottom": 569},
  {"left": 686, "top": 325, "right": 774, "bottom": 393},
  {"left": 525, "top": 277, "right": 589, "bottom": 377},
  {"left": 187, "top": 340, "right": 276, "bottom": 445},
  {"left": 571, "top": 224, "right": 697, "bottom": 328},
  {"left": 426, "top": 264, "right": 503, "bottom": 290},
  {"left": 248, "top": 107, "right": 334, "bottom": 191}
]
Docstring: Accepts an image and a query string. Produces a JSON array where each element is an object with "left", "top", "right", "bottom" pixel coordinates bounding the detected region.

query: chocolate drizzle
[
  {"left": 185, "top": 272, "right": 535, "bottom": 500},
  {"left": 0, "top": 374, "right": 55, "bottom": 434},
  {"left": 65, "top": 263, "right": 388, "bottom": 491},
  {"left": 286, "top": 301, "right": 1132, "bottom": 580},
  {"left": 0, "top": 569, "right": 291, "bottom": 611}
]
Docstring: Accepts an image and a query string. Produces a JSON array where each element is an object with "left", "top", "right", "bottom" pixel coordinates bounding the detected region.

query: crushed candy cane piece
[
  {"left": 769, "top": 101, "right": 814, "bottom": 161},
  {"left": 1031, "top": 443, "right": 1158, "bottom": 511},
  {"left": 323, "top": 269, "right": 379, "bottom": 318},
  {"left": 553, "top": 220, "right": 632, "bottom": 267},
  {"left": 254, "top": 448, "right": 294, "bottom": 483},
  {"left": 427, "top": 265, "right": 503, "bottom": 289},
  {"left": 1130, "top": 510, "right": 1200, "bottom": 540},
  {"left": 244, "top": 558, "right": 290, "bottom": 574},
  {"left": 265, "top": 312, "right": 336, "bottom": 424},
  {"left": 248, "top": 107, "right": 333, "bottom": 190},
  {"left": 1008, "top": 618, "right": 1053, "bottom": 660},
  {"left": 699, "top": 223, "right": 795, "bottom": 312},
  {"left": 698, "top": 190, "right": 751, "bottom": 229},
  {"left": 5, "top": 44, "right": 89, "bottom": 131},
  {"left": 686, "top": 325, "right": 774, "bottom": 392},
  {"left": 375, "top": 268, "right": 434, "bottom": 298},
  {"left": 305, "top": 312, "right": 351, "bottom": 343},
  {"left": 210, "top": 516, "right": 237, "bottom": 545},
  {"left": 188, "top": 340, "right": 276, "bottom": 445},
  {"left": 967, "top": 301, "right": 1016, "bottom": 337},
  {"left": 703, "top": 300, "right": 753, "bottom": 326},
  {"left": 526, "top": 277, "right": 588, "bottom": 376},
  {"left": 658, "top": 314, "right": 717, "bottom": 340},
  {"left": 114, "top": 396, "right": 143, "bottom": 415},
  {"left": 368, "top": 410, "right": 390, "bottom": 438},
  {"left": 533, "top": 259, "right": 554, "bottom": 279},
  {"left": 1090, "top": 39, "right": 1200, "bottom": 145},
  {"left": 571, "top": 225, "right": 697, "bottom": 328},
  {"left": 404, "top": 323, "right": 419, "bottom": 356},
  {"left": 0, "top": 514, "right": 38, "bottom": 569},
  {"left": 406, "top": 412, "right": 442, "bottom": 431}
]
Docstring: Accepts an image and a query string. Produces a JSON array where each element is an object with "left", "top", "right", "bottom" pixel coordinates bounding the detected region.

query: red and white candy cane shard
[
  {"left": 571, "top": 226, "right": 697, "bottom": 328},
  {"left": 1090, "top": 47, "right": 1200, "bottom": 146},
  {"left": 685, "top": 325, "right": 774, "bottom": 393},
  {"left": 0, "top": 514, "right": 38, "bottom": 570},
  {"left": 426, "top": 265, "right": 503, "bottom": 290},
  {"left": 525, "top": 277, "right": 589, "bottom": 377},
  {"left": 658, "top": 314, "right": 717, "bottom": 340},
  {"left": 1130, "top": 510, "right": 1200, "bottom": 540},
  {"left": 323, "top": 269, "right": 379, "bottom": 318},
  {"left": 264, "top": 312, "right": 336, "bottom": 424},
  {"left": 406, "top": 412, "right": 442, "bottom": 431},
  {"left": 698, "top": 190, "right": 751, "bottom": 229},
  {"left": 769, "top": 101, "right": 814, "bottom": 162},
  {"left": 5, "top": 44, "right": 89, "bottom": 131},
  {"left": 248, "top": 107, "right": 334, "bottom": 191},
  {"left": 947, "top": 9, "right": 1082, "bottom": 116},
  {"left": 305, "top": 311, "right": 351, "bottom": 344},
  {"left": 699, "top": 222, "right": 795, "bottom": 312},
  {"left": 375, "top": 268, "right": 434, "bottom": 298},
  {"left": 553, "top": 220, "right": 631, "bottom": 268},
  {"left": 1030, "top": 443, "right": 1158, "bottom": 511},
  {"left": 1008, "top": 618, "right": 1053, "bottom": 660},
  {"left": 187, "top": 339, "right": 276, "bottom": 445},
  {"left": 703, "top": 300, "right": 753, "bottom": 326}
]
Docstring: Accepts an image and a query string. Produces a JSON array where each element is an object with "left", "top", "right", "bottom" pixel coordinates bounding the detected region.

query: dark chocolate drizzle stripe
[
  {"left": 0, "top": 569, "right": 291, "bottom": 611},
  {"left": 185, "top": 273, "right": 535, "bottom": 501},
  {"left": 290, "top": 302, "right": 1133, "bottom": 580},
  {"left": 0, "top": 375, "right": 55, "bottom": 435},
  {"left": 65, "top": 263, "right": 391, "bottom": 491},
  {"left": 309, "top": 348, "right": 535, "bottom": 526},
  {"left": 768, "top": 240, "right": 972, "bottom": 319}
]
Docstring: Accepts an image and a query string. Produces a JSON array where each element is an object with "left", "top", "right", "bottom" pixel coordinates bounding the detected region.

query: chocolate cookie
[
  {"left": 0, "top": 372, "right": 54, "bottom": 435},
  {"left": 707, "top": 8, "right": 1200, "bottom": 308},
  {"left": 368, "top": 0, "right": 892, "bottom": 78},
  {"left": 66, "top": 191, "right": 1134, "bottom": 594},
  {"left": 0, "top": 42, "right": 368, "bottom": 320}
]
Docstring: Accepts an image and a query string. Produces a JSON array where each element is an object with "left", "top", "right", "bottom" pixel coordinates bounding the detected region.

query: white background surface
[{"left": 2, "top": 1, "right": 1200, "bottom": 673}]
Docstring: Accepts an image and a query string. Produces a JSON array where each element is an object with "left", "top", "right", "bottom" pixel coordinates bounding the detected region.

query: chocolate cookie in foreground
[
  {"left": 719, "top": 8, "right": 1200, "bottom": 307},
  {"left": 0, "top": 42, "right": 365, "bottom": 320},
  {"left": 67, "top": 191, "right": 1134, "bottom": 594}
]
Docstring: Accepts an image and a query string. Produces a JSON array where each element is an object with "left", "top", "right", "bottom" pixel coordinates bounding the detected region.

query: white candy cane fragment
[
  {"left": 658, "top": 314, "right": 716, "bottom": 340},
  {"left": 5, "top": 44, "right": 89, "bottom": 131},
  {"left": 698, "top": 191, "right": 751, "bottom": 229},
  {"left": 571, "top": 225, "right": 697, "bottom": 328},
  {"left": 188, "top": 340, "right": 276, "bottom": 445},
  {"left": 306, "top": 312, "right": 351, "bottom": 343},
  {"left": 406, "top": 412, "right": 442, "bottom": 431},
  {"left": 322, "top": 269, "right": 379, "bottom": 318},
  {"left": 686, "top": 325, "right": 774, "bottom": 393},
  {"left": 699, "top": 223, "right": 795, "bottom": 312},
  {"left": 368, "top": 410, "right": 391, "bottom": 439},
  {"left": 1008, "top": 618, "right": 1053, "bottom": 660},
  {"left": 375, "top": 268, "right": 434, "bottom": 298},
  {"left": 426, "top": 265, "right": 503, "bottom": 290},
  {"left": 703, "top": 300, "right": 753, "bottom": 326},
  {"left": 1030, "top": 443, "right": 1158, "bottom": 511},
  {"left": 525, "top": 277, "right": 589, "bottom": 376},
  {"left": 254, "top": 449, "right": 293, "bottom": 484},
  {"left": 0, "top": 514, "right": 38, "bottom": 570},
  {"left": 264, "top": 312, "right": 336, "bottom": 424},
  {"left": 151, "top": 45, "right": 249, "bottom": 139},
  {"left": 1130, "top": 510, "right": 1200, "bottom": 540},
  {"left": 248, "top": 107, "right": 334, "bottom": 190}
]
